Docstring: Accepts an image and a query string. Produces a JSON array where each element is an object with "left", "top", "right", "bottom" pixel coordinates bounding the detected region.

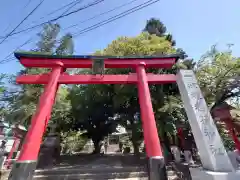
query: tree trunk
[
  {"left": 92, "top": 139, "right": 101, "bottom": 154},
  {"left": 163, "top": 131, "right": 173, "bottom": 161},
  {"left": 132, "top": 141, "right": 140, "bottom": 155}
]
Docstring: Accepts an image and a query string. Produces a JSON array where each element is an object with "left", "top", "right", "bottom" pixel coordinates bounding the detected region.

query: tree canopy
[
  {"left": 196, "top": 46, "right": 240, "bottom": 108},
  {"left": 69, "top": 32, "right": 193, "bottom": 153},
  {"left": 4, "top": 23, "right": 74, "bottom": 129}
]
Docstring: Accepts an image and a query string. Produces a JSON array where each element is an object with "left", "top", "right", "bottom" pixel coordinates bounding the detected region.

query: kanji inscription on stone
[{"left": 176, "top": 70, "right": 234, "bottom": 172}]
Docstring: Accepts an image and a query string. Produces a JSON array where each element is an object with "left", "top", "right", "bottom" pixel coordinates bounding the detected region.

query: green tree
[
  {"left": 35, "top": 23, "right": 60, "bottom": 53},
  {"left": 196, "top": 45, "right": 240, "bottom": 109},
  {"left": 68, "top": 32, "right": 178, "bottom": 154},
  {"left": 0, "top": 74, "right": 7, "bottom": 118},
  {"left": 144, "top": 18, "right": 176, "bottom": 46},
  {"left": 69, "top": 82, "right": 117, "bottom": 153},
  {"left": 144, "top": 18, "right": 189, "bottom": 59},
  {"left": 5, "top": 23, "right": 74, "bottom": 129},
  {"left": 102, "top": 32, "right": 175, "bottom": 56},
  {"left": 0, "top": 74, "right": 6, "bottom": 93},
  {"left": 93, "top": 32, "right": 186, "bottom": 154},
  {"left": 195, "top": 45, "right": 240, "bottom": 149},
  {"left": 143, "top": 18, "right": 167, "bottom": 36}
]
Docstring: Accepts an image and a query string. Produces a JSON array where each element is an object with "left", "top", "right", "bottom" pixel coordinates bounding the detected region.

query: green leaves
[
  {"left": 4, "top": 23, "right": 74, "bottom": 128},
  {"left": 143, "top": 18, "right": 167, "bottom": 36},
  {"left": 35, "top": 23, "right": 60, "bottom": 53},
  {"left": 144, "top": 18, "right": 177, "bottom": 48},
  {"left": 55, "top": 33, "right": 74, "bottom": 55},
  {"left": 196, "top": 45, "right": 240, "bottom": 107},
  {"left": 102, "top": 33, "right": 175, "bottom": 56},
  {"left": 69, "top": 83, "right": 117, "bottom": 150},
  {"left": 0, "top": 74, "right": 6, "bottom": 94}
]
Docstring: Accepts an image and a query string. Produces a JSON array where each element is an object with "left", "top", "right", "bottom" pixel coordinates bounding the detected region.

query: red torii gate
[{"left": 8, "top": 52, "right": 180, "bottom": 180}]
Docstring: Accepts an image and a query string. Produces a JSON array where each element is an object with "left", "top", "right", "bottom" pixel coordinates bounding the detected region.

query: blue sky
[{"left": 0, "top": 0, "right": 239, "bottom": 75}]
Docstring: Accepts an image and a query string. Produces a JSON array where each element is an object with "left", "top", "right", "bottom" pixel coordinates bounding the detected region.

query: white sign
[
  {"left": 177, "top": 70, "right": 234, "bottom": 172},
  {"left": 5, "top": 139, "right": 15, "bottom": 152}
]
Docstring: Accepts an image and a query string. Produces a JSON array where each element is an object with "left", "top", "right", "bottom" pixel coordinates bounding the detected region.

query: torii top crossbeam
[
  {"left": 15, "top": 52, "right": 181, "bottom": 84},
  {"left": 15, "top": 52, "right": 180, "bottom": 68}
]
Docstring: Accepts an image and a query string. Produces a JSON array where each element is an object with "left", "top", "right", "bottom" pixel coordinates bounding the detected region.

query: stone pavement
[{"left": 33, "top": 154, "right": 180, "bottom": 180}]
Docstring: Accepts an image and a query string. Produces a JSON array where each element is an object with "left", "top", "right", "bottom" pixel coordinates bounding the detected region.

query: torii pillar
[{"left": 8, "top": 62, "right": 63, "bottom": 180}]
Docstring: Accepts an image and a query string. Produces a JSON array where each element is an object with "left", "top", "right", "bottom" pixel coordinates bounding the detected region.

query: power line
[
  {"left": 23, "top": 0, "right": 34, "bottom": 9},
  {"left": 13, "top": 0, "right": 84, "bottom": 39},
  {"left": 31, "top": 0, "right": 84, "bottom": 24},
  {"left": 0, "top": 38, "right": 34, "bottom": 64},
  {"left": 0, "top": 38, "right": 34, "bottom": 63},
  {"left": 60, "top": 0, "right": 84, "bottom": 16},
  {"left": 0, "top": 0, "right": 104, "bottom": 40},
  {"left": 73, "top": 0, "right": 159, "bottom": 37},
  {"left": 0, "top": 0, "right": 45, "bottom": 45},
  {"left": 63, "top": 0, "right": 139, "bottom": 31},
  {"left": 0, "top": 0, "right": 85, "bottom": 64},
  {"left": 0, "top": 57, "right": 16, "bottom": 64},
  {"left": 2, "top": 0, "right": 34, "bottom": 34},
  {"left": 0, "top": 0, "right": 159, "bottom": 64}
]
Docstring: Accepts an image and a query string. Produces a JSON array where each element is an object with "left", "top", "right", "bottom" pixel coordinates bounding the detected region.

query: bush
[
  {"left": 217, "top": 124, "right": 235, "bottom": 151},
  {"left": 60, "top": 130, "right": 88, "bottom": 154}
]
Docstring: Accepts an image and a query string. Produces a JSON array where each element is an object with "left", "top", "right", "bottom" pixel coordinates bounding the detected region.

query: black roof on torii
[{"left": 14, "top": 52, "right": 181, "bottom": 62}]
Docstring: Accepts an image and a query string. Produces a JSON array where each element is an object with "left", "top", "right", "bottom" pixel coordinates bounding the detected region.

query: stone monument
[{"left": 176, "top": 70, "right": 240, "bottom": 180}]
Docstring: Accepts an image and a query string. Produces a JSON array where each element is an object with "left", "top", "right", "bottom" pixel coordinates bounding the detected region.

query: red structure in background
[
  {"left": 177, "top": 127, "right": 184, "bottom": 149},
  {"left": 212, "top": 103, "right": 240, "bottom": 152},
  {"left": 5, "top": 138, "right": 20, "bottom": 169},
  {"left": 5, "top": 126, "right": 26, "bottom": 169},
  {"left": 8, "top": 53, "right": 180, "bottom": 180}
]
